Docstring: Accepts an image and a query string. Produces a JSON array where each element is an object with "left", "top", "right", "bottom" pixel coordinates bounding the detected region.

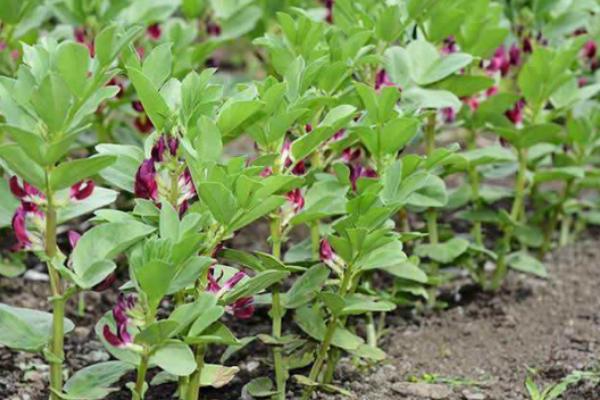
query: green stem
[
  {"left": 490, "top": 148, "right": 527, "bottom": 290},
  {"left": 426, "top": 209, "right": 439, "bottom": 244},
  {"left": 133, "top": 353, "right": 150, "bottom": 400},
  {"left": 301, "top": 268, "right": 353, "bottom": 399},
  {"left": 310, "top": 222, "right": 320, "bottom": 260},
  {"left": 45, "top": 176, "right": 64, "bottom": 400},
  {"left": 559, "top": 214, "right": 571, "bottom": 246},
  {"left": 185, "top": 345, "right": 206, "bottom": 400},
  {"left": 269, "top": 217, "right": 287, "bottom": 400},
  {"left": 424, "top": 113, "right": 439, "bottom": 305},
  {"left": 366, "top": 312, "right": 377, "bottom": 347},
  {"left": 467, "top": 129, "right": 483, "bottom": 246}
]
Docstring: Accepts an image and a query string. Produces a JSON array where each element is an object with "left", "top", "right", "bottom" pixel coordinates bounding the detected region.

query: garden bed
[{"left": 2, "top": 237, "right": 599, "bottom": 400}]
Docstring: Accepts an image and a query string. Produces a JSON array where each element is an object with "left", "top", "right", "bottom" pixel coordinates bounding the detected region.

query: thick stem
[
  {"left": 133, "top": 353, "right": 150, "bottom": 400},
  {"left": 186, "top": 345, "right": 206, "bottom": 400},
  {"left": 301, "top": 269, "right": 353, "bottom": 399},
  {"left": 559, "top": 214, "right": 572, "bottom": 246},
  {"left": 425, "top": 209, "right": 439, "bottom": 245},
  {"left": 310, "top": 222, "right": 320, "bottom": 260},
  {"left": 45, "top": 185, "right": 64, "bottom": 400},
  {"left": 490, "top": 148, "right": 527, "bottom": 290},
  {"left": 467, "top": 129, "right": 483, "bottom": 246},
  {"left": 269, "top": 217, "right": 287, "bottom": 399},
  {"left": 366, "top": 313, "right": 377, "bottom": 347}
]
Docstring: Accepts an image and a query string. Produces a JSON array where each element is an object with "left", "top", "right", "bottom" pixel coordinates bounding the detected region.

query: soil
[{"left": 1, "top": 238, "right": 600, "bottom": 399}]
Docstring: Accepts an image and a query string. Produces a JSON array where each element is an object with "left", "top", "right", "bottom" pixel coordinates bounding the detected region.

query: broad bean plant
[{"left": 0, "top": 0, "right": 599, "bottom": 399}]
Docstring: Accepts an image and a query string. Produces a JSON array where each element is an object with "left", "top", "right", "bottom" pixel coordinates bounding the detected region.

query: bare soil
[{"left": 2, "top": 238, "right": 600, "bottom": 399}]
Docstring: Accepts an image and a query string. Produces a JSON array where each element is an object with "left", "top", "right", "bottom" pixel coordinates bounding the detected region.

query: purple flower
[
  {"left": 282, "top": 140, "right": 306, "bottom": 175},
  {"left": 509, "top": 44, "right": 521, "bottom": 66},
  {"left": 9, "top": 176, "right": 43, "bottom": 203},
  {"left": 583, "top": 40, "right": 597, "bottom": 61},
  {"left": 522, "top": 37, "right": 533, "bottom": 53},
  {"left": 102, "top": 294, "right": 136, "bottom": 348},
  {"left": 134, "top": 159, "right": 158, "bottom": 200},
  {"left": 375, "top": 70, "right": 394, "bottom": 91},
  {"left": 349, "top": 164, "right": 377, "bottom": 191},
  {"left": 151, "top": 136, "right": 179, "bottom": 162},
  {"left": 230, "top": 297, "right": 255, "bottom": 319},
  {"left": 319, "top": 239, "right": 345, "bottom": 275},
  {"left": 441, "top": 36, "right": 457, "bottom": 55},
  {"left": 70, "top": 180, "right": 95, "bottom": 200},
  {"left": 68, "top": 230, "right": 81, "bottom": 249},
  {"left": 147, "top": 23, "right": 161, "bottom": 40},
  {"left": 505, "top": 99, "right": 526, "bottom": 125},
  {"left": 206, "top": 20, "right": 222, "bottom": 36},
  {"left": 441, "top": 107, "right": 456, "bottom": 124},
  {"left": 207, "top": 269, "right": 255, "bottom": 319},
  {"left": 286, "top": 188, "right": 305, "bottom": 214},
  {"left": 12, "top": 204, "right": 45, "bottom": 251},
  {"left": 486, "top": 46, "right": 510, "bottom": 76},
  {"left": 342, "top": 148, "right": 361, "bottom": 163}
]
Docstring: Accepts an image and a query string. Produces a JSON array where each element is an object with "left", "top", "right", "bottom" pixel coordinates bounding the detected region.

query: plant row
[{"left": 0, "top": 0, "right": 599, "bottom": 399}]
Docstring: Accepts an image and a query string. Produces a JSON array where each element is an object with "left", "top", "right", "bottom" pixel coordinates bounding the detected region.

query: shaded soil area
[{"left": 2, "top": 239, "right": 600, "bottom": 399}]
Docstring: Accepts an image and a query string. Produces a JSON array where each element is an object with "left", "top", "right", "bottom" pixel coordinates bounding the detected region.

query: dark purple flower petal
[
  {"left": 70, "top": 180, "right": 95, "bottom": 200},
  {"left": 230, "top": 297, "right": 255, "bottom": 319},
  {"left": 147, "top": 23, "right": 161, "bottom": 40},
  {"left": 68, "top": 231, "right": 81, "bottom": 249},
  {"left": 134, "top": 159, "right": 158, "bottom": 200},
  {"left": 102, "top": 325, "right": 124, "bottom": 347}
]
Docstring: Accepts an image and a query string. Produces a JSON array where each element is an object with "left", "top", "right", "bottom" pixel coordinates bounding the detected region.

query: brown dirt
[
  {"left": 320, "top": 239, "right": 600, "bottom": 400},
  {"left": 2, "top": 239, "right": 600, "bottom": 399}
]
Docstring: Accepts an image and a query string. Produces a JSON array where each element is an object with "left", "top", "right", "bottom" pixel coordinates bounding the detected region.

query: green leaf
[
  {"left": 71, "top": 221, "right": 155, "bottom": 278},
  {"left": 199, "top": 364, "right": 239, "bottom": 388},
  {"left": 30, "top": 74, "right": 72, "bottom": 134},
  {"left": 420, "top": 52, "right": 473, "bottom": 85},
  {"left": 245, "top": 377, "right": 277, "bottom": 397},
  {"left": 194, "top": 116, "right": 222, "bottom": 162},
  {"left": 0, "top": 255, "right": 25, "bottom": 278},
  {"left": 0, "top": 304, "right": 74, "bottom": 352},
  {"left": 135, "top": 320, "right": 179, "bottom": 347},
  {"left": 135, "top": 260, "right": 176, "bottom": 308},
  {"left": 380, "top": 260, "right": 428, "bottom": 283},
  {"left": 506, "top": 252, "right": 548, "bottom": 278},
  {"left": 56, "top": 42, "right": 90, "bottom": 97},
  {"left": 127, "top": 67, "right": 171, "bottom": 131},
  {"left": 431, "top": 75, "right": 495, "bottom": 97},
  {"left": 49, "top": 156, "right": 116, "bottom": 191},
  {"left": 283, "top": 264, "right": 330, "bottom": 309},
  {"left": 0, "top": 178, "right": 20, "bottom": 228},
  {"left": 188, "top": 305, "right": 225, "bottom": 338},
  {"left": 1, "top": 125, "right": 47, "bottom": 166},
  {"left": 291, "top": 105, "right": 356, "bottom": 162},
  {"left": 142, "top": 43, "right": 172, "bottom": 89},
  {"left": 0, "top": 144, "right": 45, "bottom": 188},
  {"left": 151, "top": 340, "right": 196, "bottom": 376},
  {"left": 294, "top": 306, "right": 363, "bottom": 351},
  {"left": 58, "top": 187, "right": 118, "bottom": 224},
  {"left": 221, "top": 270, "right": 289, "bottom": 304},
  {"left": 168, "top": 256, "right": 213, "bottom": 294},
  {"left": 96, "top": 144, "right": 144, "bottom": 192},
  {"left": 403, "top": 87, "right": 461, "bottom": 110},
  {"left": 63, "top": 361, "right": 134, "bottom": 400},
  {"left": 188, "top": 322, "right": 239, "bottom": 346},
  {"left": 217, "top": 99, "right": 262, "bottom": 139},
  {"left": 0, "top": 0, "right": 24, "bottom": 24},
  {"left": 415, "top": 238, "right": 470, "bottom": 264},
  {"left": 340, "top": 295, "right": 396, "bottom": 316},
  {"left": 197, "top": 182, "right": 238, "bottom": 225}
]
